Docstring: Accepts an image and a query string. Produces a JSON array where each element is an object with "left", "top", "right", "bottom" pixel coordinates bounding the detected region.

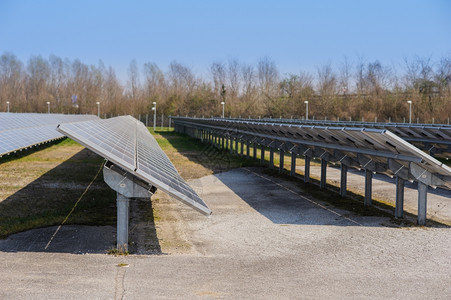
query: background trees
[{"left": 1, "top": 52, "right": 450, "bottom": 124}]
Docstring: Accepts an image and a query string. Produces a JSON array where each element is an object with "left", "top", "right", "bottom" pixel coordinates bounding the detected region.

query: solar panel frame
[{"left": 58, "top": 116, "right": 211, "bottom": 216}]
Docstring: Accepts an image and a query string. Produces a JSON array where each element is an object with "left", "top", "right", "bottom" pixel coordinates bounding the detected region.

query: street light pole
[
  {"left": 304, "top": 101, "right": 309, "bottom": 120},
  {"left": 46, "top": 101, "right": 50, "bottom": 114},
  {"left": 6, "top": 101, "right": 9, "bottom": 113},
  {"left": 152, "top": 102, "right": 157, "bottom": 131},
  {"left": 221, "top": 102, "right": 225, "bottom": 118},
  {"left": 407, "top": 100, "right": 412, "bottom": 124},
  {"left": 96, "top": 102, "right": 100, "bottom": 118}
]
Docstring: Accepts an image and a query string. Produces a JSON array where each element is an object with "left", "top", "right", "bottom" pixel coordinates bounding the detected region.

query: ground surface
[
  {"left": 1, "top": 132, "right": 451, "bottom": 299},
  {"left": 1, "top": 167, "right": 451, "bottom": 299}
]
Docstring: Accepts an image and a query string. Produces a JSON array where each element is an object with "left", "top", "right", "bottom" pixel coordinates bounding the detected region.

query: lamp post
[
  {"left": 152, "top": 102, "right": 156, "bottom": 131},
  {"left": 6, "top": 101, "right": 9, "bottom": 113},
  {"left": 304, "top": 101, "right": 309, "bottom": 120},
  {"left": 407, "top": 100, "right": 412, "bottom": 124},
  {"left": 46, "top": 101, "right": 50, "bottom": 114},
  {"left": 221, "top": 102, "right": 225, "bottom": 118},
  {"left": 96, "top": 102, "right": 100, "bottom": 118}
]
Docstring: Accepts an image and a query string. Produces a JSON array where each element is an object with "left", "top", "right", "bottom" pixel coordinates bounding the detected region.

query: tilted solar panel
[
  {"left": 57, "top": 115, "right": 211, "bottom": 216},
  {"left": 173, "top": 117, "right": 451, "bottom": 188},
  {"left": 245, "top": 117, "right": 451, "bottom": 158},
  {"left": 0, "top": 113, "right": 99, "bottom": 157}
]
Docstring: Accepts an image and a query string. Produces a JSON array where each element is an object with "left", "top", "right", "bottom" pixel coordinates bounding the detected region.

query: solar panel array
[
  {"left": 173, "top": 117, "right": 451, "bottom": 189},
  {"left": 0, "top": 113, "right": 99, "bottom": 157},
  {"left": 58, "top": 115, "right": 211, "bottom": 216},
  {"left": 244, "top": 118, "right": 451, "bottom": 159}
]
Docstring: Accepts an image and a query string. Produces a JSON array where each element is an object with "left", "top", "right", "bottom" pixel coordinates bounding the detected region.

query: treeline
[{"left": 1, "top": 52, "right": 450, "bottom": 123}]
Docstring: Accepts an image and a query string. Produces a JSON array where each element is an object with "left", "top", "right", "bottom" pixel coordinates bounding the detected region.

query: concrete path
[{"left": 1, "top": 167, "right": 450, "bottom": 299}]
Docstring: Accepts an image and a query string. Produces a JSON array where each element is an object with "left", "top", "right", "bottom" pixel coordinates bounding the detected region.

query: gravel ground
[{"left": 1, "top": 167, "right": 450, "bottom": 299}]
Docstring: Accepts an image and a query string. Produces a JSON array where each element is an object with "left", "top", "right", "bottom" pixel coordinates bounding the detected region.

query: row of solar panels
[
  {"left": 0, "top": 113, "right": 99, "bottom": 157},
  {"left": 172, "top": 117, "right": 451, "bottom": 189},
  {"left": 0, "top": 113, "right": 210, "bottom": 215},
  {"left": 242, "top": 117, "right": 451, "bottom": 159}
]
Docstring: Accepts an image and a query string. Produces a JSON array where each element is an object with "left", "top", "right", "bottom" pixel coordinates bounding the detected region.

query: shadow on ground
[{"left": 0, "top": 146, "right": 162, "bottom": 255}]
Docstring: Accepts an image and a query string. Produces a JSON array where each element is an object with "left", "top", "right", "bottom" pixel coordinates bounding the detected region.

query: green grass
[{"left": 0, "top": 139, "right": 116, "bottom": 239}]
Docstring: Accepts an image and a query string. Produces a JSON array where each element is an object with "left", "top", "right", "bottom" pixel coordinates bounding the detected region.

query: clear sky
[{"left": 1, "top": 0, "right": 450, "bottom": 82}]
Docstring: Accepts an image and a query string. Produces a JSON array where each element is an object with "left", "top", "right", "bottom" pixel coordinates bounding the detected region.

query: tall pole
[
  {"left": 47, "top": 101, "right": 50, "bottom": 114},
  {"left": 6, "top": 101, "right": 9, "bottom": 113},
  {"left": 304, "top": 100, "right": 309, "bottom": 120},
  {"left": 407, "top": 100, "right": 412, "bottom": 124},
  {"left": 152, "top": 102, "right": 156, "bottom": 131},
  {"left": 96, "top": 102, "right": 100, "bottom": 118},
  {"left": 221, "top": 102, "right": 225, "bottom": 118}
]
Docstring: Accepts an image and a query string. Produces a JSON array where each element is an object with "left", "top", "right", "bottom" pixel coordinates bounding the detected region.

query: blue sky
[{"left": 1, "top": 0, "right": 450, "bottom": 82}]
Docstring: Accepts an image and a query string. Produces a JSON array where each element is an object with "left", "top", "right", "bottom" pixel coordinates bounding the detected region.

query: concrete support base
[
  {"left": 253, "top": 143, "right": 257, "bottom": 160},
  {"left": 116, "top": 193, "right": 129, "bottom": 253},
  {"left": 395, "top": 176, "right": 405, "bottom": 218},
  {"left": 290, "top": 152, "right": 296, "bottom": 176},
  {"left": 246, "top": 141, "right": 250, "bottom": 159},
  {"left": 418, "top": 182, "right": 428, "bottom": 225},
  {"left": 269, "top": 148, "right": 274, "bottom": 169},
  {"left": 340, "top": 164, "right": 348, "bottom": 197},
  {"left": 279, "top": 149, "right": 285, "bottom": 173},
  {"left": 304, "top": 156, "right": 310, "bottom": 183},
  {"left": 364, "top": 170, "right": 373, "bottom": 207},
  {"left": 320, "top": 159, "right": 327, "bottom": 189}
]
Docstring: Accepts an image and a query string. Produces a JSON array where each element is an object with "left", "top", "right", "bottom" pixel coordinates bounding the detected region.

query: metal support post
[
  {"left": 269, "top": 148, "right": 274, "bottom": 169},
  {"left": 320, "top": 159, "right": 327, "bottom": 189},
  {"left": 418, "top": 182, "right": 428, "bottom": 225},
  {"left": 395, "top": 176, "right": 405, "bottom": 218},
  {"left": 225, "top": 137, "right": 229, "bottom": 150},
  {"left": 364, "top": 169, "right": 373, "bottom": 207},
  {"left": 116, "top": 193, "right": 129, "bottom": 253},
  {"left": 279, "top": 149, "right": 285, "bottom": 173},
  {"left": 304, "top": 156, "right": 310, "bottom": 183},
  {"left": 235, "top": 138, "right": 239, "bottom": 155},
  {"left": 260, "top": 145, "right": 265, "bottom": 165},
  {"left": 221, "top": 137, "right": 225, "bottom": 149},
  {"left": 340, "top": 164, "right": 348, "bottom": 197},
  {"left": 290, "top": 151, "right": 296, "bottom": 176}
]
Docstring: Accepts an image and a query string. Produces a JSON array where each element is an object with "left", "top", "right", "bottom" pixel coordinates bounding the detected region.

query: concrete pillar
[
  {"left": 279, "top": 149, "right": 285, "bottom": 173},
  {"left": 418, "top": 182, "right": 428, "bottom": 225},
  {"left": 364, "top": 169, "right": 373, "bottom": 207},
  {"left": 253, "top": 143, "right": 257, "bottom": 160},
  {"left": 320, "top": 159, "right": 327, "bottom": 189},
  {"left": 290, "top": 151, "right": 296, "bottom": 176},
  {"left": 246, "top": 140, "right": 250, "bottom": 159},
  {"left": 116, "top": 193, "right": 130, "bottom": 253},
  {"left": 340, "top": 164, "right": 348, "bottom": 197},
  {"left": 240, "top": 139, "right": 244, "bottom": 156},
  {"left": 269, "top": 148, "right": 274, "bottom": 169},
  {"left": 304, "top": 156, "right": 310, "bottom": 183},
  {"left": 395, "top": 176, "right": 405, "bottom": 218},
  {"left": 260, "top": 145, "right": 265, "bottom": 165}
]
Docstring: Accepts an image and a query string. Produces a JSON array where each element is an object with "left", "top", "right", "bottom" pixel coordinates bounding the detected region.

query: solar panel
[
  {"left": 173, "top": 118, "right": 451, "bottom": 188},
  {"left": 243, "top": 117, "right": 451, "bottom": 158},
  {"left": 0, "top": 113, "right": 99, "bottom": 157},
  {"left": 57, "top": 115, "right": 211, "bottom": 216}
]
